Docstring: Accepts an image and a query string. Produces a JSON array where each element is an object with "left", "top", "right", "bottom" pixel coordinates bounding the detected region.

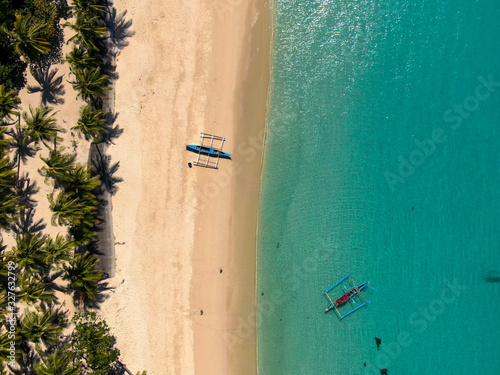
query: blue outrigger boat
[
  {"left": 324, "top": 273, "right": 371, "bottom": 320},
  {"left": 186, "top": 133, "right": 231, "bottom": 169},
  {"left": 186, "top": 145, "right": 231, "bottom": 158}
]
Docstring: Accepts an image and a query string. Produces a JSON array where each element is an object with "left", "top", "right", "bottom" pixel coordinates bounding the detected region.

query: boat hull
[
  {"left": 332, "top": 281, "right": 370, "bottom": 308},
  {"left": 186, "top": 144, "right": 231, "bottom": 158}
]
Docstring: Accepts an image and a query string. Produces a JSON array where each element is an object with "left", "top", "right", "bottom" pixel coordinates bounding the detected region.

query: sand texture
[{"left": 99, "top": 0, "right": 271, "bottom": 374}]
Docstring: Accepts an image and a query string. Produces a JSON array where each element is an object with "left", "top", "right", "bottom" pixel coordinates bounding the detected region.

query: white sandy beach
[{"left": 98, "top": 1, "right": 271, "bottom": 374}]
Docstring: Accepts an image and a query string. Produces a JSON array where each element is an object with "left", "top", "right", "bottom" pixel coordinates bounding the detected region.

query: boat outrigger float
[{"left": 324, "top": 273, "right": 371, "bottom": 320}]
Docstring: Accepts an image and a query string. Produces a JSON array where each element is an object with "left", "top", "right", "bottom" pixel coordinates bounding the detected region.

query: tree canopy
[{"left": 71, "top": 311, "right": 120, "bottom": 375}]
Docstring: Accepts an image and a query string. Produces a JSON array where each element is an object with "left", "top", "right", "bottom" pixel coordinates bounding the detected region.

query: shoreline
[{"left": 101, "top": 0, "right": 272, "bottom": 374}]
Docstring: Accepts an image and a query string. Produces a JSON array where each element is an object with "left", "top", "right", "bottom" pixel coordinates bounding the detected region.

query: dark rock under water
[
  {"left": 375, "top": 337, "right": 382, "bottom": 350},
  {"left": 485, "top": 271, "right": 500, "bottom": 283}
]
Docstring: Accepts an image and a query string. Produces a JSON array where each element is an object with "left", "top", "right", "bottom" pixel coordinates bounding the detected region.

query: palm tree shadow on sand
[
  {"left": 106, "top": 8, "right": 135, "bottom": 53},
  {"left": 98, "top": 7, "right": 135, "bottom": 83},
  {"left": 11, "top": 207, "right": 46, "bottom": 236},
  {"left": 11, "top": 175, "right": 46, "bottom": 236},
  {"left": 27, "top": 65, "right": 66, "bottom": 106},
  {"left": 103, "top": 111, "right": 124, "bottom": 145},
  {"left": 90, "top": 111, "right": 124, "bottom": 195},
  {"left": 91, "top": 150, "right": 122, "bottom": 196}
]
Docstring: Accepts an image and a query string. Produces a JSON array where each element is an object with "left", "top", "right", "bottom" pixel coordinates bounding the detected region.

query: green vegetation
[
  {"left": 73, "top": 105, "right": 108, "bottom": 142},
  {"left": 0, "top": 0, "right": 67, "bottom": 89},
  {"left": 71, "top": 66, "right": 111, "bottom": 107},
  {"left": 33, "top": 350, "right": 82, "bottom": 375},
  {"left": 1, "top": 14, "right": 51, "bottom": 62},
  {"left": 65, "top": 14, "right": 107, "bottom": 52},
  {"left": 22, "top": 105, "right": 64, "bottom": 147},
  {"left": 71, "top": 311, "right": 120, "bottom": 374},
  {"left": 0, "top": 131, "right": 18, "bottom": 229},
  {"left": 0, "top": 84, "right": 20, "bottom": 121},
  {"left": 0, "top": 1, "right": 143, "bottom": 374}
]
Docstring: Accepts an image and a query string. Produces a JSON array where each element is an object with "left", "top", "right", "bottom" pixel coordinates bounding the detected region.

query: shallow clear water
[{"left": 257, "top": 1, "right": 500, "bottom": 374}]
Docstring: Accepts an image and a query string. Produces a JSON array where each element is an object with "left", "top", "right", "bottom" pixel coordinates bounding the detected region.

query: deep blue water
[{"left": 257, "top": 1, "right": 500, "bottom": 374}]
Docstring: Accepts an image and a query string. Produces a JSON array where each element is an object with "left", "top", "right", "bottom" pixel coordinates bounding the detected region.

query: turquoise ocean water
[{"left": 256, "top": 1, "right": 500, "bottom": 374}]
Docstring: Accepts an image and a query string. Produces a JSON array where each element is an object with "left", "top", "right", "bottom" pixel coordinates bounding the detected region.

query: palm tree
[
  {"left": 9, "top": 233, "right": 48, "bottom": 274},
  {"left": 0, "top": 241, "right": 10, "bottom": 294},
  {"left": 73, "top": 105, "right": 108, "bottom": 142},
  {"left": 18, "top": 274, "right": 55, "bottom": 306},
  {"left": 65, "top": 14, "right": 108, "bottom": 51},
  {"left": 0, "top": 127, "right": 12, "bottom": 160},
  {"left": 0, "top": 192, "right": 18, "bottom": 230},
  {"left": 27, "top": 66, "right": 66, "bottom": 106},
  {"left": 0, "top": 154, "right": 16, "bottom": 185},
  {"left": 19, "top": 307, "right": 66, "bottom": 348},
  {"left": 40, "top": 148, "right": 76, "bottom": 186},
  {"left": 71, "top": 66, "right": 111, "bottom": 105},
  {"left": 0, "top": 14, "right": 51, "bottom": 62},
  {"left": 65, "top": 46, "right": 99, "bottom": 73},
  {"left": 70, "top": 0, "right": 107, "bottom": 17},
  {"left": 23, "top": 106, "right": 64, "bottom": 148},
  {"left": 69, "top": 222, "right": 97, "bottom": 247},
  {"left": 34, "top": 350, "right": 81, "bottom": 375},
  {"left": 57, "top": 168, "right": 101, "bottom": 244},
  {"left": 0, "top": 290, "right": 9, "bottom": 318},
  {"left": 0, "top": 331, "right": 20, "bottom": 364},
  {"left": 63, "top": 252, "right": 103, "bottom": 305},
  {"left": 64, "top": 166, "right": 101, "bottom": 196},
  {"left": 0, "top": 84, "right": 20, "bottom": 122},
  {"left": 43, "top": 234, "right": 73, "bottom": 268},
  {"left": 47, "top": 192, "right": 82, "bottom": 227},
  {"left": 0, "top": 156, "right": 18, "bottom": 229},
  {"left": 49, "top": 191, "right": 98, "bottom": 231},
  {"left": 0, "top": 237, "right": 7, "bottom": 277}
]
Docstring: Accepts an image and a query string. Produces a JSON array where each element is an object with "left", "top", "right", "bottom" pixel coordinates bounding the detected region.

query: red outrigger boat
[{"left": 324, "top": 273, "right": 371, "bottom": 320}]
